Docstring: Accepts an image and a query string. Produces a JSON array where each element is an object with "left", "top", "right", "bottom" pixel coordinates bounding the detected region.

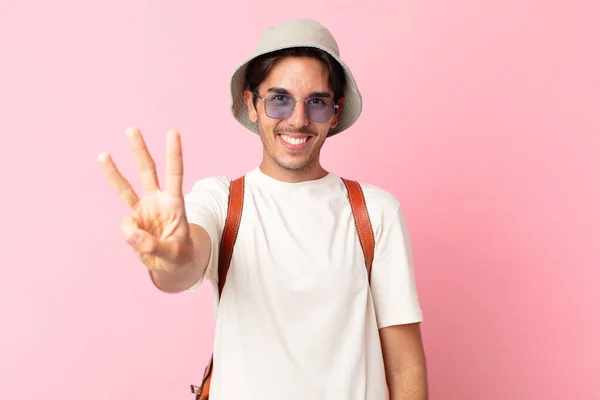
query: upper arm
[
  {"left": 183, "top": 176, "right": 231, "bottom": 290},
  {"left": 189, "top": 223, "right": 213, "bottom": 276},
  {"left": 368, "top": 193, "right": 423, "bottom": 329},
  {"left": 364, "top": 187, "right": 428, "bottom": 389}
]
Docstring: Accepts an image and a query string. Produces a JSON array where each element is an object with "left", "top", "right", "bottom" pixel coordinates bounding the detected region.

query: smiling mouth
[{"left": 279, "top": 134, "right": 312, "bottom": 146}]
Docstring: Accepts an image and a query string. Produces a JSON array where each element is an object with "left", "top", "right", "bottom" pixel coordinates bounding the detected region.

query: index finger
[{"left": 97, "top": 152, "right": 140, "bottom": 209}]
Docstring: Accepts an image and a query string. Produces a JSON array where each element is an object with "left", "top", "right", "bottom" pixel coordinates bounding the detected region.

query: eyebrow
[{"left": 267, "top": 87, "right": 331, "bottom": 98}]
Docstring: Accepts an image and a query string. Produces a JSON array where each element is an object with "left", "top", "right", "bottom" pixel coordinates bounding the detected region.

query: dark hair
[{"left": 244, "top": 47, "right": 347, "bottom": 107}]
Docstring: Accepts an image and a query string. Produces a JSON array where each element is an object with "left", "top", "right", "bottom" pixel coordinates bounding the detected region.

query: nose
[{"left": 287, "top": 99, "right": 309, "bottom": 128}]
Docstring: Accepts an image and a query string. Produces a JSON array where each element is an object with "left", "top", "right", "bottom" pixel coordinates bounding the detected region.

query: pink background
[{"left": 1, "top": 1, "right": 599, "bottom": 399}]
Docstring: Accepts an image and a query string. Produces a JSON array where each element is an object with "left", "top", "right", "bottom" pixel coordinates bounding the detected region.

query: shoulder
[
  {"left": 183, "top": 175, "right": 238, "bottom": 228},
  {"left": 183, "top": 176, "right": 234, "bottom": 216},
  {"left": 341, "top": 179, "right": 414, "bottom": 262},
  {"left": 342, "top": 177, "right": 409, "bottom": 237},
  {"left": 349, "top": 179, "right": 402, "bottom": 217},
  {"left": 187, "top": 175, "right": 232, "bottom": 196}
]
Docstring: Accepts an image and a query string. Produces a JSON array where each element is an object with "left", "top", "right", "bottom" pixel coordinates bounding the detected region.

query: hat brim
[{"left": 229, "top": 44, "right": 362, "bottom": 138}]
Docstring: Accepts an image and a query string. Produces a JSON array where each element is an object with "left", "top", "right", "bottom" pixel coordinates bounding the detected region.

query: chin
[{"left": 271, "top": 154, "right": 308, "bottom": 170}]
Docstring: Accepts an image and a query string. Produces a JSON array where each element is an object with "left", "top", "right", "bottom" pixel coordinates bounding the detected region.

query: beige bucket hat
[{"left": 229, "top": 18, "right": 362, "bottom": 137}]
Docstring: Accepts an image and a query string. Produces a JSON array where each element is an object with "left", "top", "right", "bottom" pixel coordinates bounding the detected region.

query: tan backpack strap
[
  {"left": 217, "top": 176, "right": 245, "bottom": 298},
  {"left": 342, "top": 178, "right": 375, "bottom": 282},
  {"left": 193, "top": 177, "right": 244, "bottom": 398}
]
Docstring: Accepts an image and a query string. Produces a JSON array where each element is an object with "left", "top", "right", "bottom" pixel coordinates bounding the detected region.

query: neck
[{"left": 259, "top": 158, "right": 328, "bottom": 183}]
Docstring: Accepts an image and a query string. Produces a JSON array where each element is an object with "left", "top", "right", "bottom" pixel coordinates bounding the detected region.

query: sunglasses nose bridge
[{"left": 286, "top": 98, "right": 309, "bottom": 126}]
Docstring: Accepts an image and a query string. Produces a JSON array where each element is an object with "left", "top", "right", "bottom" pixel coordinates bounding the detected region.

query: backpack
[{"left": 190, "top": 176, "right": 375, "bottom": 400}]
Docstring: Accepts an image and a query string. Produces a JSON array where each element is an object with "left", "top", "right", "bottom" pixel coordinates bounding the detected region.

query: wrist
[{"left": 149, "top": 258, "right": 203, "bottom": 293}]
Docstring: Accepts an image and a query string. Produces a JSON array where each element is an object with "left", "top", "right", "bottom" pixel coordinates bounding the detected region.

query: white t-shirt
[{"left": 184, "top": 167, "right": 423, "bottom": 400}]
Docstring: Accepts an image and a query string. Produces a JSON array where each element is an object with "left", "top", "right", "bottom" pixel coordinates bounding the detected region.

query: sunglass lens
[
  {"left": 307, "top": 108, "right": 332, "bottom": 123},
  {"left": 306, "top": 100, "right": 334, "bottom": 123},
  {"left": 266, "top": 100, "right": 293, "bottom": 119}
]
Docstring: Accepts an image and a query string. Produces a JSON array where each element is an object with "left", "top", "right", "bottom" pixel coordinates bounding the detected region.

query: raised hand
[{"left": 97, "top": 128, "right": 195, "bottom": 273}]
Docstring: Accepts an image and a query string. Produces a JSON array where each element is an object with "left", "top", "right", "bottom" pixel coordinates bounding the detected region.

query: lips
[
  {"left": 280, "top": 134, "right": 309, "bottom": 145},
  {"left": 277, "top": 133, "right": 312, "bottom": 151}
]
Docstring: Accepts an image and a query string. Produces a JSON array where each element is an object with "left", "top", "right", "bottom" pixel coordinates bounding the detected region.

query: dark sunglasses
[{"left": 254, "top": 92, "right": 339, "bottom": 123}]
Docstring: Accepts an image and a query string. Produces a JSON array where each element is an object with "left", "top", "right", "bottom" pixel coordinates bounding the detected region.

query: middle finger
[{"left": 126, "top": 127, "right": 160, "bottom": 193}]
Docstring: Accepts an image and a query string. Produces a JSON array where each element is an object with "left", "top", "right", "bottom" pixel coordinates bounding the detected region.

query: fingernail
[
  {"left": 127, "top": 232, "right": 141, "bottom": 245},
  {"left": 126, "top": 127, "right": 138, "bottom": 139},
  {"left": 96, "top": 152, "right": 108, "bottom": 163}
]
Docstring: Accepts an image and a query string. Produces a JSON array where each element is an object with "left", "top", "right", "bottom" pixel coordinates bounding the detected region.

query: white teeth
[{"left": 281, "top": 135, "right": 308, "bottom": 145}]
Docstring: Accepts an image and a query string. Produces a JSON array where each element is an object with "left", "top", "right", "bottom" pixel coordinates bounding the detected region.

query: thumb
[
  {"left": 122, "top": 216, "right": 157, "bottom": 253},
  {"left": 121, "top": 216, "right": 178, "bottom": 260},
  {"left": 126, "top": 229, "right": 162, "bottom": 254}
]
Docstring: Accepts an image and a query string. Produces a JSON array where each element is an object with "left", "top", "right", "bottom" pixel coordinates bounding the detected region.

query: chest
[{"left": 227, "top": 189, "right": 370, "bottom": 298}]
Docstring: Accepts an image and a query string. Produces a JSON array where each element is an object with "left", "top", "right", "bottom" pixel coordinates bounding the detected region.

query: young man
[{"left": 98, "top": 18, "right": 428, "bottom": 400}]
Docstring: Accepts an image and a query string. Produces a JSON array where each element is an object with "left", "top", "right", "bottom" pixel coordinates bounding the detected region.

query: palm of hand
[
  {"left": 129, "top": 192, "right": 190, "bottom": 270},
  {"left": 134, "top": 193, "right": 187, "bottom": 242}
]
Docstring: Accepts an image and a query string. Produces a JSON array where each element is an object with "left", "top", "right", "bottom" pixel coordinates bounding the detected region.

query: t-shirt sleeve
[
  {"left": 183, "top": 176, "right": 231, "bottom": 291},
  {"left": 368, "top": 190, "right": 424, "bottom": 329}
]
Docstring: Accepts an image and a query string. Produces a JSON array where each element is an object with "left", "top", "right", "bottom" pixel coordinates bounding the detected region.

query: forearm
[
  {"left": 148, "top": 223, "right": 212, "bottom": 293},
  {"left": 387, "top": 362, "right": 429, "bottom": 400},
  {"left": 149, "top": 260, "right": 205, "bottom": 293}
]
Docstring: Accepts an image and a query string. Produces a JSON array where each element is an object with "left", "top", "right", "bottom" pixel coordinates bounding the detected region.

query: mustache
[{"left": 274, "top": 127, "right": 318, "bottom": 136}]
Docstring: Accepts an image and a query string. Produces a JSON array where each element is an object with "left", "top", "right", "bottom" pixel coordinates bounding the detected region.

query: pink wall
[{"left": 1, "top": 1, "right": 598, "bottom": 399}]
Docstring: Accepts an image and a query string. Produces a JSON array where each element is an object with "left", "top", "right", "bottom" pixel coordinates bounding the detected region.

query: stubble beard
[{"left": 259, "top": 121, "right": 324, "bottom": 173}]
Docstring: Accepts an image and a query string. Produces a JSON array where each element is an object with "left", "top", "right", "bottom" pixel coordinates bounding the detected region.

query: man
[{"left": 97, "top": 18, "right": 428, "bottom": 400}]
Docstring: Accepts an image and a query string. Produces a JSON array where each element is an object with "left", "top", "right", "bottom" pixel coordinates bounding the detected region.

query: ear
[
  {"left": 244, "top": 90, "right": 258, "bottom": 123},
  {"left": 329, "top": 97, "right": 344, "bottom": 130}
]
